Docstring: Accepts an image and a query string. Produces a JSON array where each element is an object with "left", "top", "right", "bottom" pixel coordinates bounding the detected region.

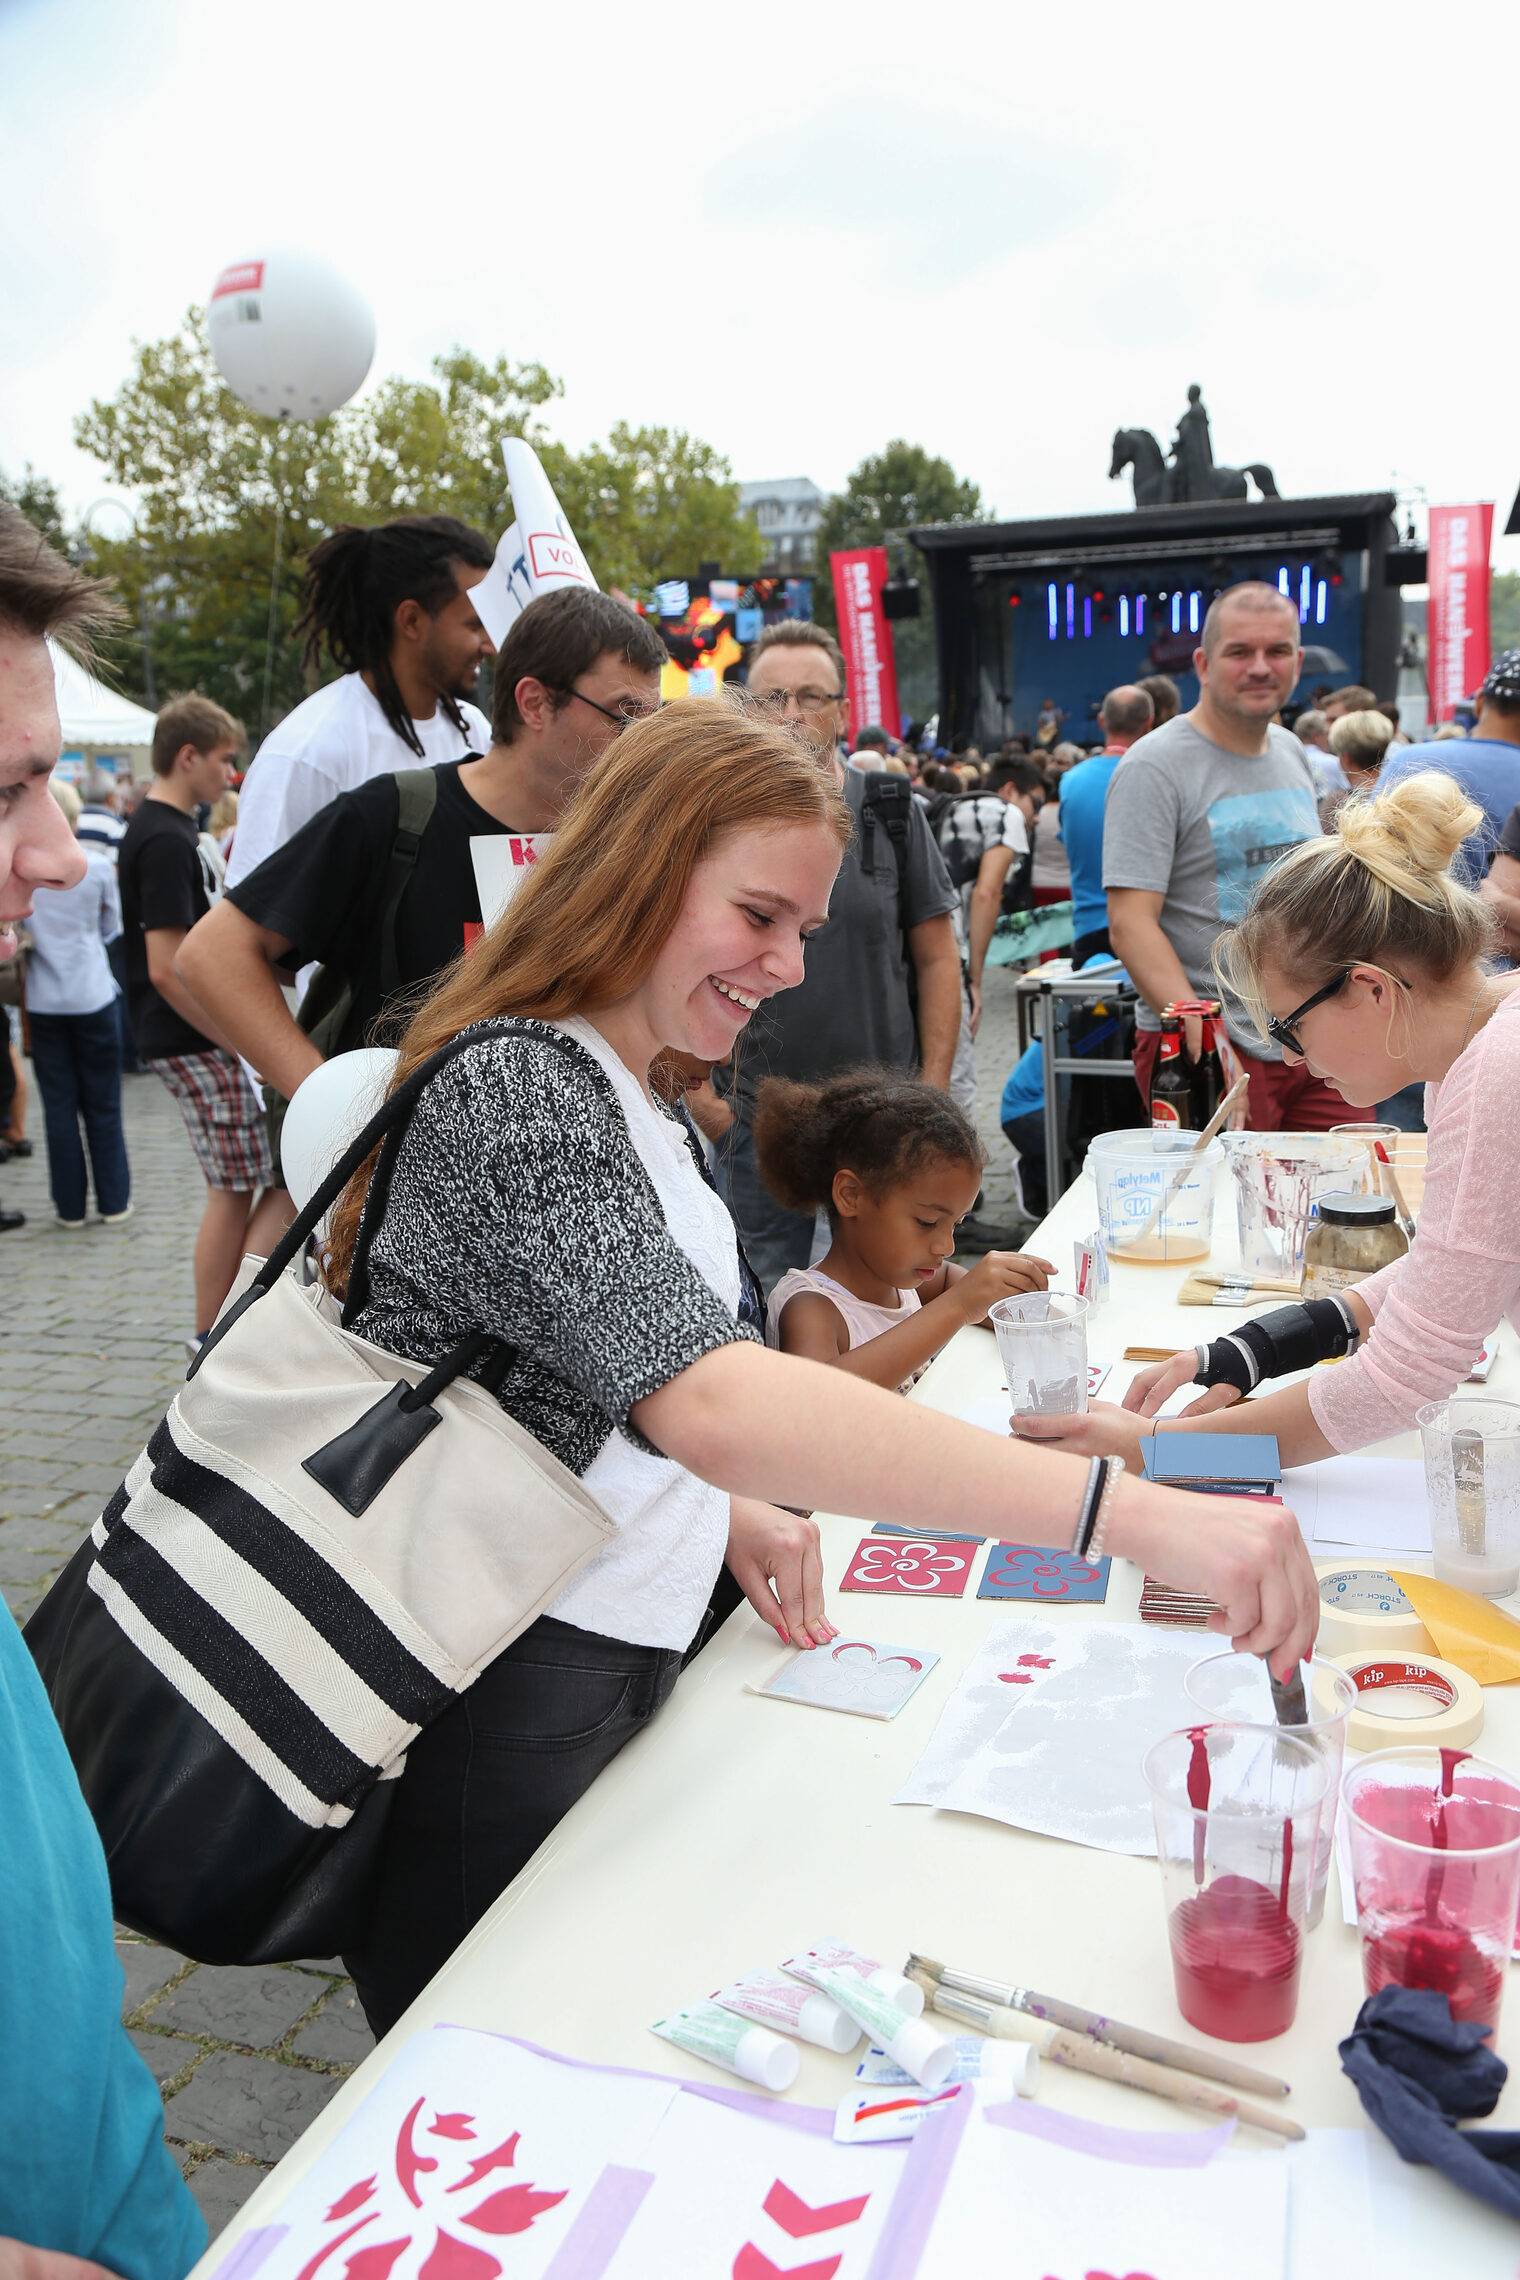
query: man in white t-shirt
[{"left": 225, "top": 513, "right": 495, "bottom": 892}]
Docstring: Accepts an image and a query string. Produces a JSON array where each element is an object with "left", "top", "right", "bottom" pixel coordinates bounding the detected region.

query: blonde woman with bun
[{"left": 1021, "top": 771, "right": 1520, "bottom": 1469}]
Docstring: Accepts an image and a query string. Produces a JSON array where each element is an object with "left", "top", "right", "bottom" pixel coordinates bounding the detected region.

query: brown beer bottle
[
  {"left": 1191, "top": 1000, "right": 1225, "bottom": 1128},
  {"left": 1150, "top": 1012, "right": 1194, "bottom": 1130}
]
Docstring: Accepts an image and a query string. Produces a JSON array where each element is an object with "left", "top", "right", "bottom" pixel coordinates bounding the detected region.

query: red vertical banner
[
  {"left": 1427, "top": 503, "right": 1493, "bottom": 718},
  {"left": 829, "top": 547, "right": 901, "bottom": 743}
]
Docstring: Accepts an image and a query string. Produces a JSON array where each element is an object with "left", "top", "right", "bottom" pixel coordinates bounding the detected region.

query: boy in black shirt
[
  {"left": 118, "top": 694, "right": 270, "bottom": 1353},
  {"left": 176, "top": 590, "right": 666, "bottom": 1185}
]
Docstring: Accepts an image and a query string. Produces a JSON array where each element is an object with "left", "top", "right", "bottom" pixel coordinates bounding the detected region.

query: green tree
[
  {"left": 814, "top": 441, "right": 985, "bottom": 719},
  {"left": 1493, "top": 569, "right": 1520, "bottom": 657},
  {"left": 70, "top": 309, "right": 761, "bottom": 734},
  {"left": 552, "top": 424, "right": 762, "bottom": 595},
  {"left": 0, "top": 464, "right": 69, "bottom": 551}
]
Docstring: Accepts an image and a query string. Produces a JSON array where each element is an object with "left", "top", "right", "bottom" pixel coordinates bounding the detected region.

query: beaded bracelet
[
  {"left": 1070, "top": 1455, "right": 1105, "bottom": 1557},
  {"left": 1082, "top": 1455, "right": 1126, "bottom": 1566}
]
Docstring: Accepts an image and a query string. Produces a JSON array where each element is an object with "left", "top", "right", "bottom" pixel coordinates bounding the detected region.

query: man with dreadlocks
[{"left": 225, "top": 514, "right": 494, "bottom": 892}]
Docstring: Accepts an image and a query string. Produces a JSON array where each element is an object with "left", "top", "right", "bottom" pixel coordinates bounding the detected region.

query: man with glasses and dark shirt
[
  {"left": 701, "top": 620, "right": 960, "bottom": 1290},
  {"left": 177, "top": 589, "right": 666, "bottom": 1140}
]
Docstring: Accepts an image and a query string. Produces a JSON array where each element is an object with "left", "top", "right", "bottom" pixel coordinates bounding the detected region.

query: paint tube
[
  {"left": 855, "top": 2036, "right": 1038, "bottom": 2094},
  {"left": 783, "top": 1937, "right": 924, "bottom": 2017},
  {"left": 834, "top": 2084, "right": 965, "bottom": 2144},
  {"left": 791, "top": 1964, "right": 953, "bottom": 2088},
  {"left": 713, "top": 1969, "right": 861, "bottom": 2054},
  {"left": 650, "top": 2000, "right": 799, "bottom": 2093}
]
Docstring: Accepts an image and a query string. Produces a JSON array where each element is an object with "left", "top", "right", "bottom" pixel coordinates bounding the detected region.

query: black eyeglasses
[
  {"left": 559, "top": 688, "right": 661, "bottom": 733},
  {"left": 1266, "top": 967, "right": 1411, "bottom": 1054}
]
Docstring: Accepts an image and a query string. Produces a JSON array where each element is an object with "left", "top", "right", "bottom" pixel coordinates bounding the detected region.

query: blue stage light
[
  {"left": 1316, "top": 579, "right": 1328, "bottom": 625},
  {"left": 1120, "top": 595, "right": 1129, "bottom": 637},
  {"left": 1048, "top": 582, "right": 1057, "bottom": 638}
]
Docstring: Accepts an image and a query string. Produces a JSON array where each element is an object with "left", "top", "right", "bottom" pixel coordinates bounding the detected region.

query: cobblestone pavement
[{"left": 0, "top": 974, "right": 1028, "bottom": 2235}]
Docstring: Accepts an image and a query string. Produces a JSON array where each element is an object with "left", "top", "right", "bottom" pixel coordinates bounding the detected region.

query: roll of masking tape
[
  {"left": 1340, "top": 1652, "right": 1485, "bottom": 1753},
  {"left": 1315, "top": 1564, "right": 1433, "bottom": 1659}
]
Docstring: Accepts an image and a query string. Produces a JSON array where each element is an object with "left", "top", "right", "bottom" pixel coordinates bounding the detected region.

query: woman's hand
[
  {"left": 1111, "top": 1477, "right": 1318, "bottom": 1681},
  {"left": 726, "top": 1497, "right": 835, "bottom": 1649},
  {"left": 1122, "top": 1352, "right": 1243, "bottom": 1419},
  {"left": 1014, "top": 1399, "right": 1150, "bottom": 1464}
]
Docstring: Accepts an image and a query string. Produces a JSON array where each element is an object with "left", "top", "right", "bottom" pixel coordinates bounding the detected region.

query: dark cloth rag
[{"left": 1339, "top": 1986, "right": 1520, "bottom": 2221}]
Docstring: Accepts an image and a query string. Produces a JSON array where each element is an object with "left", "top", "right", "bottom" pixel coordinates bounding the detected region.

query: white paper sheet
[
  {"left": 896, "top": 1618, "right": 1208, "bottom": 1855},
  {"left": 1282, "top": 1454, "right": 1431, "bottom": 1554},
  {"left": 918, "top": 2087, "right": 1287, "bottom": 2280}
]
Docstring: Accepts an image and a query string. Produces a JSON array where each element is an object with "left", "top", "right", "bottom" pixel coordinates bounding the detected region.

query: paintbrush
[
  {"left": 915, "top": 1983, "right": 1303, "bottom": 2142},
  {"left": 1131, "top": 1074, "right": 1251, "bottom": 1249},
  {"left": 1269, "top": 1661, "right": 1309, "bottom": 1727},
  {"left": 905, "top": 1955, "right": 1289, "bottom": 2098},
  {"left": 1374, "top": 1142, "right": 1417, "bottom": 1241}
]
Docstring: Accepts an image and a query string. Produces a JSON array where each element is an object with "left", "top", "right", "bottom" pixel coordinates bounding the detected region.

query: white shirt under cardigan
[
  {"left": 545, "top": 1016, "right": 742, "bottom": 1649},
  {"left": 23, "top": 851, "right": 121, "bottom": 1017}
]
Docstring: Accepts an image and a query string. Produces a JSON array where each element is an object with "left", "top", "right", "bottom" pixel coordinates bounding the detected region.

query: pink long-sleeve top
[{"left": 1308, "top": 980, "right": 1520, "bottom": 1451}]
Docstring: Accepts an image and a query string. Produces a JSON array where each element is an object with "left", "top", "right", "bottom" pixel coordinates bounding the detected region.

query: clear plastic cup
[
  {"left": 989, "top": 1291, "right": 1089, "bottom": 1420},
  {"left": 1144, "top": 1724, "right": 1329, "bottom": 2042},
  {"left": 1087, "top": 1129, "right": 1224, "bottom": 1263},
  {"left": 1329, "top": 1123, "right": 1402, "bottom": 1198},
  {"left": 1226, "top": 1134, "right": 1371, "bottom": 1276},
  {"left": 1417, "top": 1397, "right": 1520, "bottom": 1597},
  {"left": 1343, "top": 1748, "right": 1520, "bottom": 2038},
  {"left": 1184, "top": 1654, "right": 1355, "bottom": 1931}
]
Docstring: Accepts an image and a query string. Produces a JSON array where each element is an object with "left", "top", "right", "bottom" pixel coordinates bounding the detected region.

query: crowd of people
[{"left": 5, "top": 488, "right": 1520, "bottom": 2274}]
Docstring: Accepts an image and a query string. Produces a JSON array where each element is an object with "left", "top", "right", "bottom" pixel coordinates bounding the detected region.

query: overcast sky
[{"left": 4, "top": 0, "right": 1517, "bottom": 572}]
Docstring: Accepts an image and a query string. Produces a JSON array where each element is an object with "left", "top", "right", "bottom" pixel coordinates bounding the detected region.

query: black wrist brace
[{"left": 1193, "top": 1295, "right": 1360, "bottom": 1396}]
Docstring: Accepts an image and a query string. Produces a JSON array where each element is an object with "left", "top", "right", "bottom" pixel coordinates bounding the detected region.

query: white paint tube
[
  {"left": 713, "top": 1968, "right": 861, "bottom": 2054},
  {"left": 792, "top": 1963, "right": 952, "bottom": 2088},
  {"left": 783, "top": 1937, "right": 924, "bottom": 2017},
  {"left": 651, "top": 1999, "right": 799, "bottom": 2093}
]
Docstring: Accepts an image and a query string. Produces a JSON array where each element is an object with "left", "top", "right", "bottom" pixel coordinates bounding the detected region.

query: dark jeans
[
  {"left": 1072, "top": 924, "right": 1112, "bottom": 969},
  {"left": 27, "top": 1006, "right": 131, "bottom": 1221},
  {"left": 711, "top": 1111, "right": 815, "bottom": 1295},
  {"left": 107, "top": 936, "right": 140, "bottom": 1071},
  {"left": 1002, "top": 1110, "right": 1048, "bottom": 1220},
  {"left": 344, "top": 1614, "right": 683, "bottom": 2036}
]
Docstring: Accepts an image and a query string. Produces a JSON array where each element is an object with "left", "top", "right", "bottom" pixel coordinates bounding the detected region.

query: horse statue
[{"left": 1109, "top": 426, "right": 1280, "bottom": 507}]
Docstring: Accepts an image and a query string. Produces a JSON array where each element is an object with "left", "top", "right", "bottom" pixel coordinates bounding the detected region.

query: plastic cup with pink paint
[
  {"left": 1343, "top": 1747, "right": 1520, "bottom": 2040},
  {"left": 1184, "top": 1653, "right": 1354, "bottom": 1932},
  {"left": 1144, "top": 1723, "right": 1329, "bottom": 2042}
]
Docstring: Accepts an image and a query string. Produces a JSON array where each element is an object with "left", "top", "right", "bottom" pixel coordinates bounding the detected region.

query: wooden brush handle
[
  {"left": 1048, "top": 2030, "right": 1303, "bottom": 2140},
  {"left": 1022, "top": 1991, "right": 1288, "bottom": 2098}
]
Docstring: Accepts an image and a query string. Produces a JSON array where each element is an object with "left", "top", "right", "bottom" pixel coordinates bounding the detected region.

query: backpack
[{"left": 265, "top": 767, "right": 440, "bottom": 1173}]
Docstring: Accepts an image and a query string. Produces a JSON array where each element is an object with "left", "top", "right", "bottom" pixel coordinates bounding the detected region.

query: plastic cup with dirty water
[
  {"left": 1184, "top": 1652, "right": 1355, "bottom": 1931},
  {"left": 1343, "top": 1747, "right": 1520, "bottom": 2038},
  {"left": 1329, "top": 1122, "right": 1402, "bottom": 1198},
  {"left": 989, "top": 1290, "right": 1089, "bottom": 1420},
  {"left": 1417, "top": 1397, "right": 1520, "bottom": 1597},
  {"left": 1226, "top": 1133, "right": 1371, "bottom": 1277},
  {"left": 1086, "top": 1128, "right": 1224, "bottom": 1264},
  {"left": 1144, "top": 1723, "right": 1328, "bottom": 2042}
]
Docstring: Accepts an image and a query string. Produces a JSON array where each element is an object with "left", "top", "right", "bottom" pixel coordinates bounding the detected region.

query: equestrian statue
[{"left": 1110, "top": 385, "right": 1279, "bottom": 506}]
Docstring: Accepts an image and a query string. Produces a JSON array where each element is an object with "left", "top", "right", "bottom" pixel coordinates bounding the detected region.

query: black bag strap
[
  {"left": 376, "top": 767, "right": 439, "bottom": 1002},
  {"left": 189, "top": 1015, "right": 579, "bottom": 1380},
  {"left": 857, "top": 770, "right": 913, "bottom": 885}
]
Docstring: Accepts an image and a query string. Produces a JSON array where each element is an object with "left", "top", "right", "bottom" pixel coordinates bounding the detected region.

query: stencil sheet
[{"left": 895, "top": 1618, "right": 1208, "bottom": 1855}]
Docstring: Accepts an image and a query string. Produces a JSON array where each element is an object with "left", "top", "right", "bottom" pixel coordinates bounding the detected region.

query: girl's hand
[
  {"left": 1122, "top": 1352, "right": 1242, "bottom": 1419},
  {"left": 957, "top": 1249, "right": 1055, "bottom": 1324},
  {"left": 726, "top": 1498, "right": 835, "bottom": 1649},
  {"left": 1112, "top": 1477, "right": 1317, "bottom": 1681}
]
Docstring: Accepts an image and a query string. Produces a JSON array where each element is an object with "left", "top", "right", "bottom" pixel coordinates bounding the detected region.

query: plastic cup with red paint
[
  {"left": 1184, "top": 1653, "right": 1355, "bottom": 1931},
  {"left": 1144, "top": 1723, "right": 1329, "bottom": 2043},
  {"left": 1343, "top": 1747, "right": 1520, "bottom": 2039}
]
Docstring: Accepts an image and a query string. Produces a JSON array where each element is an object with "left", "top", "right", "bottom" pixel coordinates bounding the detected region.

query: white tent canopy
[{"left": 48, "top": 639, "right": 156, "bottom": 755}]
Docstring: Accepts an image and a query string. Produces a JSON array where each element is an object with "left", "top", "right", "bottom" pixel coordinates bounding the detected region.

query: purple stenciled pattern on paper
[
  {"left": 862, "top": 2084, "right": 974, "bottom": 2280},
  {"left": 207, "top": 2225, "right": 290, "bottom": 2280},
  {"left": 539, "top": 2164, "right": 655, "bottom": 2277},
  {"left": 984, "top": 2097, "right": 1236, "bottom": 2167}
]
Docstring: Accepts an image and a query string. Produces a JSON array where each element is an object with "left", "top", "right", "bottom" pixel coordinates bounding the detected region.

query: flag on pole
[{"left": 471, "top": 438, "right": 600, "bottom": 648}]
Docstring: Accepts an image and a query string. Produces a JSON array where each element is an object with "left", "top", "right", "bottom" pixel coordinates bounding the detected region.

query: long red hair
[{"left": 323, "top": 693, "right": 850, "bottom": 1293}]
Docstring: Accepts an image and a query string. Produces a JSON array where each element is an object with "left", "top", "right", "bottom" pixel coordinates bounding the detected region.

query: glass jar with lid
[{"left": 1302, "top": 1190, "right": 1410, "bottom": 1299}]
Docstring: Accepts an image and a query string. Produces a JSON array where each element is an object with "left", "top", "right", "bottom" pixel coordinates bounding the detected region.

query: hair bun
[{"left": 1336, "top": 769, "right": 1483, "bottom": 892}]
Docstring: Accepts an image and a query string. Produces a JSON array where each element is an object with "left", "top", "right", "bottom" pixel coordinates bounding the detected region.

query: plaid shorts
[{"left": 149, "top": 1049, "right": 274, "bottom": 1192}]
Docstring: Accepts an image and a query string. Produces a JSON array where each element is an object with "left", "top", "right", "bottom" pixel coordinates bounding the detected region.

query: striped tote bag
[{"left": 25, "top": 1022, "right": 616, "bottom": 1964}]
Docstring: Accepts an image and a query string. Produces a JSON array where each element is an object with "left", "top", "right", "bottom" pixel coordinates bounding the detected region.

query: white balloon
[
  {"left": 207, "top": 248, "right": 375, "bottom": 422},
  {"left": 281, "top": 1049, "right": 397, "bottom": 1213}
]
